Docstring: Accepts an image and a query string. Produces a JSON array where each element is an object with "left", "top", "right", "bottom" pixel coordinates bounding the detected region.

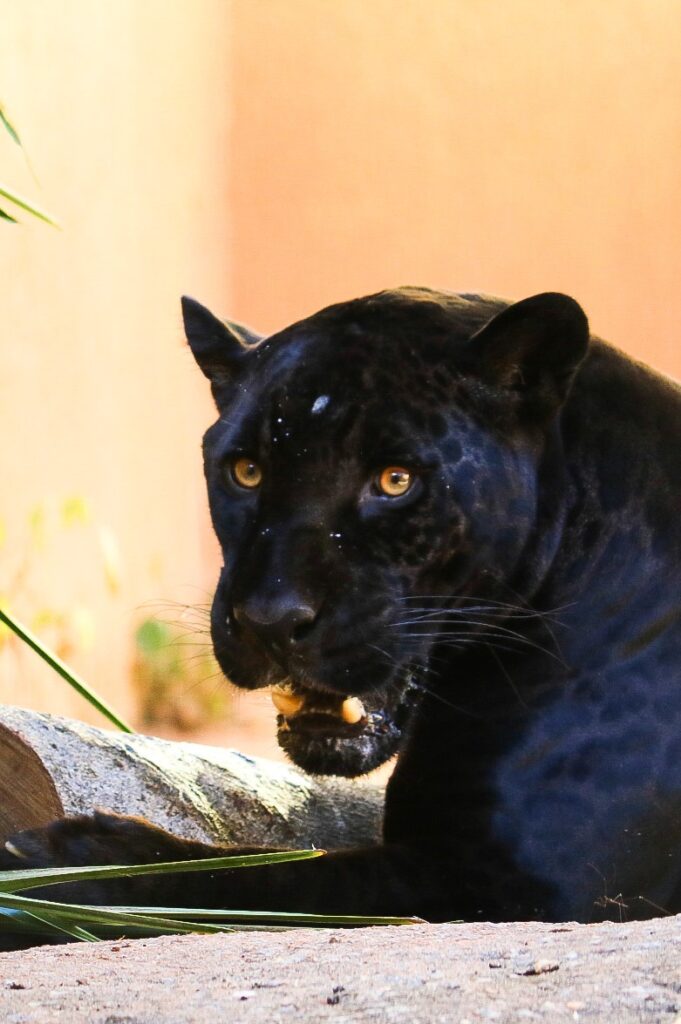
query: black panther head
[{"left": 182, "top": 287, "right": 588, "bottom": 776}]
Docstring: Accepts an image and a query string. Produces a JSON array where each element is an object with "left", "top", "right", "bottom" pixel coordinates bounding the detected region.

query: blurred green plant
[
  {"left": 133, "top": 617, "right": 228, "bottom": 729},
  {"left": 0, "top": 606, "right": 132, "bottom": 733},
  {"left": 0, "top": 102, "right": 58, "bottom": 225},
  {"left": 2, "top": 498, "right": 224, "bottom": 732},
  {"left": 0, "top": 495, "right": 130, "bottom": 732},
  {"left": 0, "top": 496, "right": 121, "bottom": 665}
]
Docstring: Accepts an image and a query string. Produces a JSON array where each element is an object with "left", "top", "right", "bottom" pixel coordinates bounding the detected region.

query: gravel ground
[{"left": 0, "top": 915, "right": 680, "bottom": 1023}]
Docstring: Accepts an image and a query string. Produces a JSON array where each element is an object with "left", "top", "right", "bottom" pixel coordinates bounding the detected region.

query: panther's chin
[
  {"left": 277, "top": 712, "right": 402, "bottom": 777},
  {"left": 272, "top": 675, "right": 419, "bottom": 778}
]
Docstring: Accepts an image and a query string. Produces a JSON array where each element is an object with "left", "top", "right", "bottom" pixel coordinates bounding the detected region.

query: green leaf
[
  {"left": 0, "top": 906, "right": 59, "bottom": 936},
  {"left": 0, "top": 849, "right": 325, "bottom": 893},
  {"left": 0, "top": 106, "right": 22, "bottom": 146},
  {"left": 0, "top": 207, "right": 18, "bottom": 223},
  {"left": 0, "top": 853, "right": 420, "bottom": 941},
  {"left": 22, "top": 909, "right": 99, "bottom": 942},
  {"left": 0, "top": 892, "right": 233, "bottom": 937},
  {"left": 0, "top": 184, "right": 58, "bottom": 227},
  {"left": 103, "top": 905, "right": 422, "bottom": 927},
  {"left": 0, "top": 607, "right": 134, "bottom": 733},
  {"left": 0, "top": 906, "right": 97, "bottom": 941},
  {"left": 0, "top": 887, "right": 418, "bottom": 935},
  {"left": 0, "top": 891, "right": 419, "bottom": 942}
]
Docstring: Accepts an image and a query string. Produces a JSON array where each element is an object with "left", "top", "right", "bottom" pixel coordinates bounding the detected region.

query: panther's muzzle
[{"left": 270, "top": 676, "right": 419, "bottom": 778}]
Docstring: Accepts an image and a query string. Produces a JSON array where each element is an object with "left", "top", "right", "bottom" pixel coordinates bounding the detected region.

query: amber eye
[
  {"left": 230, "top": 457, "right": 262, "bottom": 489},
  {"left": 376, "top": 467, "right": 413, "bottom": 497}
]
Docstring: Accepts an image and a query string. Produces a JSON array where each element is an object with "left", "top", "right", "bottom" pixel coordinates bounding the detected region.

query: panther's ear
[
  {"left": 181, "top": 296, "right": 262, "bottom": 386},
  {"left": 465, "top": 292, "right": 589, "bottom": 416}
]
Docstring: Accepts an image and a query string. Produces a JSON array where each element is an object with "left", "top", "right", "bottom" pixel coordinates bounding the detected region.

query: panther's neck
[{"left": 522, "top": 342, "right": 681, "bottom": 665}]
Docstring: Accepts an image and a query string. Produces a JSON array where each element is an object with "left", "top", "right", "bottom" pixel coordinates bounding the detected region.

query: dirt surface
[{"left": 1, "top": 915, "right": 679, "bottom": 1023}]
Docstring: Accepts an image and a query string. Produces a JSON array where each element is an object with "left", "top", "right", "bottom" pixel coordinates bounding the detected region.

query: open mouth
[
  {"left": 270, "top": 677, "right": 417, "bottom": 778},
  {"left": 272, "top": 684, "right": 368, "bottom": 731}
]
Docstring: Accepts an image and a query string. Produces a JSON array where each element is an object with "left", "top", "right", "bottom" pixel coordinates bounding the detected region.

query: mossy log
[{"left": 0, "top": 705, "right": 383, "bottom": 849}]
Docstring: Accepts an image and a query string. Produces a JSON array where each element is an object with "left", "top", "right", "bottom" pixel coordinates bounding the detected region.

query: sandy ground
[
  {"left": 0, "top": 915, "right": 679, "bottom": 1023},
  {"left": 5, "top": 707, "right": 676, "bottom": 1020}
]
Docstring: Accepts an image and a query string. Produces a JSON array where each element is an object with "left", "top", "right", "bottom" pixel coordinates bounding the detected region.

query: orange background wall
[
  {"left": 231, "top": 0, "right": 681, "bottom": 377},
  {"left": 1, "top": 1, "right": 679, "bottom": 727},
  {"left": 1, "top": 2, "right": 230, "bottom": 721}
]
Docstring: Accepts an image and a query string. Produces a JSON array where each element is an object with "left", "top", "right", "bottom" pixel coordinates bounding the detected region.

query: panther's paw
[{"left": 1, "top": 810, "right": 197, "bottom": 870}]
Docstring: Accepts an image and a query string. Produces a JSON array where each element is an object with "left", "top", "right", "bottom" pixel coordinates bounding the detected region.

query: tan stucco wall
[
  {"left": 231, "top": 0, "right": 681, "bottom": 378},
  {"left": 1, "top": 2, "right": 230, "bottom": 721}
]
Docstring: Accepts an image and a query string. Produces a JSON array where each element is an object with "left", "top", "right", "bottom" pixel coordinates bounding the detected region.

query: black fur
[{"left": 4, "top": 287, "right": 680, "bottom": 927}]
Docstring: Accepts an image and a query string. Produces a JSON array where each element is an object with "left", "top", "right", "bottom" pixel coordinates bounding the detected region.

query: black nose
[{"left": 232, "top": 599, "right": 318, "bottom": 655}]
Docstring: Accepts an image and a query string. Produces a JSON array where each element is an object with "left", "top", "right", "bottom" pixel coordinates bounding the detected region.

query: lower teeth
[
  {"left": 340, "top": 696, "right": 366, "bottom": 724},
  {"left": 271, "top": 685, "right": 367, "bottom": 725},
  {"left": 271, "top": 685, "right": 305, "bottom": 717}
]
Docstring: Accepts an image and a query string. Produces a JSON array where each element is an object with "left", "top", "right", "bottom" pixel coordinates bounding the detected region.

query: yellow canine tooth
[
  {"left": 271, "top": 685, "right": 305, "bottom": 718},
  {"left": 341, "top": 696, "right": 366, "bottom": 724}
]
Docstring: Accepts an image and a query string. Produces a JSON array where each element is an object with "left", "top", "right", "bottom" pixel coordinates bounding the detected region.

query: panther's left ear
[
  {"left": 465, "top": 292, "right": 590, "bottom": 416},
  {"left": 181, "top": 296, "right": 262, "bottom": 387}
]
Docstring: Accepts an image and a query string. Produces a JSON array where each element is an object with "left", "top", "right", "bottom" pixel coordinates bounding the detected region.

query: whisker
[
  {"left": 483, "top": 644, "right": 530, "bottom": 710},
  {"left": 365, "top": 642, "right": 399, "bottom": 664},
  {"left": 395, "top": 594, "right": 573, "bottom": 623},
  {"left": 406, "top": 668, "right": 486, "bottom": 719},
  {"left": 494, "top": 580, "right": 574, "bottom": 655},
  {"left": 397, "top": 628, "right": 564, "bottom": 664},
  {"left": 394, "top": 615, "right": 554, "bottom": 645},
  {"left": 397, "top": 595, "right": 535, "bottom": 608},
  {"left": 391, "top": 611, "right": 551, "bottom": 628}
]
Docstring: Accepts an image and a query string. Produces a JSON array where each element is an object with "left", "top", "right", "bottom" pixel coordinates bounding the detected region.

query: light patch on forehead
[{"left": 310, "top": 394, "right": 330, "bottom": 415}]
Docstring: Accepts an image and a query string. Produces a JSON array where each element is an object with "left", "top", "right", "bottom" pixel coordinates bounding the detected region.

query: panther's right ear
[{"left": 181, "top": 296, "right": 263, "bottom": 386}]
